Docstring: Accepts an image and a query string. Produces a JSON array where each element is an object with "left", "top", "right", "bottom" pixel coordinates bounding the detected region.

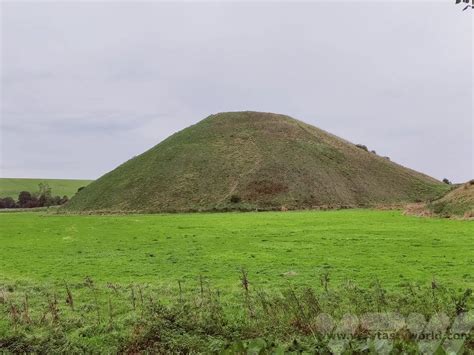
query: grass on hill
[
  {"left": 65, "top": 112, "right": 449, "bottom": 213},
  {"left": 428, "top": 180, "right": 474, "bottom": 218},
  {"left": 0, "top": 209, "right": 472, "bottom": 352},
  {"left": 0, "top": 178, "right": 92, "bottom": 199}
]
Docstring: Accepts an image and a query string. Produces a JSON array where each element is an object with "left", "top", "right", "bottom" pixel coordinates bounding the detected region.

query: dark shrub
[
  {"left": 431, "top": 201, "right": 447, "bottom": 215},
  {"left": 442, "top": 178, "right": 452, "bottom": 185},
  {"left": 38, "top": 183, "right": 54, "bottom": 206},
  {"left": 77, "top": 186, "right": 86, "bottom": 193},
  {"left": 370, "top": 150, "right": 376, "bottom": 154},
  {"left": 51, "top": 195, "right": 62, "bottom": 205},
  {"left": 230, "top": 195, "right": 241, "bottom": 203},
  {"left": 18, "top": 191, "right": 33, "bottom": 208},
  {"left": 18, "top": 190, "right": 44, "bottom": 208},
  {"left": 25, "top": 196, "right": 40, "bottom": 208},
  {"left": 0, "top": 197, "right": 16, "bottom": 209},
  {"left": 355, "top": 144, "right": 368, "bottom": 151},
  {"left": 38, "top": 193, "right": 47, "bottom": 207}
]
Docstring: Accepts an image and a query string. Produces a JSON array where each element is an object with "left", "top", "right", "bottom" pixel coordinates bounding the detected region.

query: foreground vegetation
[
  {"left": 1, "top": 277, "right": 472, "bottom": 353},
  {"left": 0, "top": 178, "right": 91, "bottom": 200},
  {"left": 1, "top": 209, "right": 472, "bottom": 352}
]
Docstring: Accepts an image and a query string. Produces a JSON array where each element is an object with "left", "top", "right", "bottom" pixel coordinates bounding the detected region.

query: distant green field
[
  {"left": 0, "top": 178, "right": 92, "bottom": 199},
  {"left": 0, "top": 209, "right": 472, "bottom": 352}
]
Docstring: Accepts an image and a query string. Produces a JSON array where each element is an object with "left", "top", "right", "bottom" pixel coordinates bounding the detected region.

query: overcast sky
[{"left": 1, "top": 1, "right": 472, "bottom": 182}]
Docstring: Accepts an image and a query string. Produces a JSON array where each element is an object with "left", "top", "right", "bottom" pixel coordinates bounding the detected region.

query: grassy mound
[
  {"left": 64, "top": 111, "right": 447, "bottom": 212},
  {"left": 427, "top": 180, "right": 474, "bottom": 218}
]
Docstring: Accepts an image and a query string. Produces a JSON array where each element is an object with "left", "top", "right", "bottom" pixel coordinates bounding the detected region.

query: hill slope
[
  {"left": 65, "top": 112, "right": 448, "bottom": 212},
  {"left": 0, "top": 178, "right": 92, "bottom": 199},
  {"left": 427, "top": 181, "right": 474, "bottom": 217}
]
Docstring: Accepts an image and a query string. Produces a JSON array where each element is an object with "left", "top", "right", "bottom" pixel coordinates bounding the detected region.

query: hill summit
[{"left": 65, "top": 111, "right": 447, "bottom": 212}]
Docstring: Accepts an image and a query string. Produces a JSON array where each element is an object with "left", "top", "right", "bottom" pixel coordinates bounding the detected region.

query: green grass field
[
  {"left": 1, "top": 209, "right": 472, "bottom": 290},
  {"left": 0, "top": 178, "right": 92, "bottom": 199},
  {"left": 1, "top": 210, "right": 472, "bottom": 352}
]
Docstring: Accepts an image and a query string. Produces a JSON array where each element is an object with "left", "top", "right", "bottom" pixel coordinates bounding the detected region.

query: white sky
[{"left": 1, "top": 1, "right": 472, "bottom": 182}]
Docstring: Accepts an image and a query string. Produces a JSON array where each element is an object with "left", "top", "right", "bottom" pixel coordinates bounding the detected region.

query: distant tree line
[{"left": 0, "top": 183, "right": 69, "bottom": 209}]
